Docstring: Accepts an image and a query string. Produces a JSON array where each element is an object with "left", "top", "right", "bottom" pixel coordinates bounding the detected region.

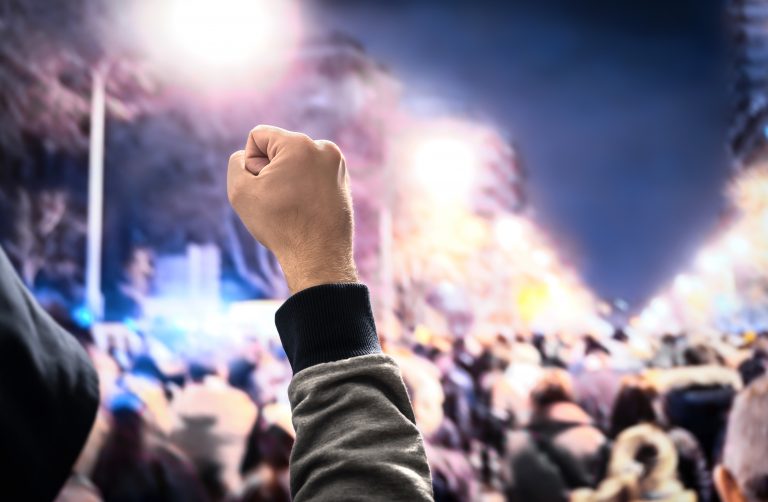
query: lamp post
[{"left": 85, "top": 68, "right": 107, "bottom": 318}]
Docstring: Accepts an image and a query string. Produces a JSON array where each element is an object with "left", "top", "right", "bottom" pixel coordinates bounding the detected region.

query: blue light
[
  {"left": 123, "top": 317, "right": 139, "bottom": 332},
  {"left": 108, "top": 391, "right": 145, "bottom": 414},
  {"left": 72, "top": 306, "right": 94, "bottom": 328}
]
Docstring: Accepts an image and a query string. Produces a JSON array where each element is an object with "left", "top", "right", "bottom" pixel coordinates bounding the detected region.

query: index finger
[
  {"left": 245, "top": 125, "right": 296, "bottom": 160},
  {"left": 243, "top": 125, "right": 282, "bottom": 175}
]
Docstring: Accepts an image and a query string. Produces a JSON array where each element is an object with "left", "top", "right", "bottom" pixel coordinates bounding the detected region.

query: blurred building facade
[{"left": 730, "top": 0, "right": 768, "bottom": 165}]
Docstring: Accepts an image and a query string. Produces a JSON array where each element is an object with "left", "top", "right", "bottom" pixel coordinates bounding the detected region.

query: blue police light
[{"left": 72, "top": 305, "right": 94, "bottom": 328}]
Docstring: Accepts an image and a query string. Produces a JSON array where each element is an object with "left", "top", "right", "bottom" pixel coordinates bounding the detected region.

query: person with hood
[
  {"left": 646, "top": 358, "right": 741, "bottom": 467},
  {"left": 572, "top": 424, "right": 695, "bottom": 502},
  {"left": 608, "top": 375, "right": 712, "bottom": 501},
  {"left": 0, "top": 246, "right": 100, "bottom": 501}
]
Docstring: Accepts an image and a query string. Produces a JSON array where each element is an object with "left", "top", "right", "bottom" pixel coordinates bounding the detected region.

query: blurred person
[
  {"left": 653, "top": 334, "right": 686, "bottom": 369},
  {"left": 227, "top": 125, "right": 432, "bottom": 500},
  {"left": 237, "top": 421, "right": 293, "bottom": 502},
  {"left": 435, "top": 350, "right": 475, "bottom": 450},
  {"left": 0, "top": 246, "right": 100, "bottom": 500},
  {"left": 494, "top": 343, "right": 543, "bottom": 425},
  {"left": 572, "top": 424, "right": 695, "bottom": 502},
  {"left": 170, "top": 360, "right": 258, "bottom": 497},
  {"left": 54, "top": 409, "right": 111, "bottom": 502},
  {"left": 396, "top": 350, "right": 477, "bottom": 500},
  {"left": 572, "top": 336, "right": 624, "bottom": 429},
  {"left": 683, "top": 343, "right": 726, "bottom": 367},
  {"left": 505, "top": 369, "right": 609, "bottom": 501},
  {"left": 607, "top": 376, "right": 658, "bottom": 440},
  {"left": 715, "top": 375, "right": 768, "bottom": 502},
  {"left": 648, "top": 363, "right": 741, "bottom": 467},
  {"left": 228, "top": 356, "right": 260, "bottom": 403},
  {"left": 92, "top": 395, "right": 209, "bottom": 502},
  {"left": 609, "top": 375, "right": 712, "bottom": 501},
  {"left": 737, "top": 353, "right": 766, "bottom": 387}
]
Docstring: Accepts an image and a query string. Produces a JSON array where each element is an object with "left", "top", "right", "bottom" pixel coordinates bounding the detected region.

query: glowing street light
[
  {"left": 533, "top": 249, "right": 555, "bottom": 268},
  {"left": 494, "top": 216, "right": 528, "bottom": 250},
  {"left": 138, "top": 0, "right": 300, "bottom": 86},
  {"left": 410, "top": 134, "right": 478, "bottom": 203},
  {"left": 725, "top": 233, "right": 751, "bottom": 258},
  {"left": 650, "top": 297, "right": 670, "bottom": 316},
  {"left": 696, "top": 249, "right": 728, "bottom": 274},
  {"left": 86, "top": 0, "right": 301, "bottom": 318},
  {"left": 674, "top": 274, "right": 695, "bottom": 295}
]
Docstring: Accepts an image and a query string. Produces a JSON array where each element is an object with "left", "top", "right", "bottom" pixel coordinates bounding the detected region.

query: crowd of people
[
  {"left": 52, "top": 313, "right": 768, "bottom": 502},
  {"left": 4, "top": 125, "right": 765, "bottom": 502}
]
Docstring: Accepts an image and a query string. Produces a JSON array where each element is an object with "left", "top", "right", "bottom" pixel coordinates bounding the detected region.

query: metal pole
[{"left": 86, "top": 69, "right": 106, "bottom": 319}]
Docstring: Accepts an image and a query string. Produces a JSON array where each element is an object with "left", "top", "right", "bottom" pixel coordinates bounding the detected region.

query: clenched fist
[{"left": 227, "top": 125, "right": 358, "bottom": 294}]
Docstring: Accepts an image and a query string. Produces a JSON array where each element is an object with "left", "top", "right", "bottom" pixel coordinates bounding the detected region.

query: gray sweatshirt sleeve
[
  {"left": 288, "top": 354, "right": 433, "bottom": 501},
  {"left": 274, "top": 284, "right": 433, "bottom": 501}
]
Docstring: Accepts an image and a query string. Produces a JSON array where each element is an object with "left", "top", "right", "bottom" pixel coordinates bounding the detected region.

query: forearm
[
  {"left": 229, "top": 127, "right": 432, "bottom": 499},
  {"left": 276, "top": 284, "right": 432, "bottom": 501}
]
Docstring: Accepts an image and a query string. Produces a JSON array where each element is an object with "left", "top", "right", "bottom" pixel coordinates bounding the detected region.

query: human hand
[{"left": 227, "top": 125, "right": 358, "bottom": 294}]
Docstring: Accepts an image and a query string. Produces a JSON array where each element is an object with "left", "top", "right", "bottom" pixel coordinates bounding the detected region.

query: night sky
[{"left": 308, "top": 0, "right": 732, "bottom": 308}]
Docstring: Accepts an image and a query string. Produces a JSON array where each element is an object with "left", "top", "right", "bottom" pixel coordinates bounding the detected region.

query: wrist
[{"left": 281, "top": 258, "right": 359, "bottom": 295}]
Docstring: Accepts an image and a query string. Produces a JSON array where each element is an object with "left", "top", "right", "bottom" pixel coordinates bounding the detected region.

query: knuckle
[
  {"left": 293, "top": 133, "right": 315, "bottom": 149},
  {"left": 314, "top": 140, "right": 343, "bottom": 162},
  {"left": 250, "top": 124, "right": 271, "bottom": 135}
]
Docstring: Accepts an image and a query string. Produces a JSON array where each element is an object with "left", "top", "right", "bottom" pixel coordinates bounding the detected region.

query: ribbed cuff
[{"left": 275, "top": 283, "right": 382, "bottom": 374}]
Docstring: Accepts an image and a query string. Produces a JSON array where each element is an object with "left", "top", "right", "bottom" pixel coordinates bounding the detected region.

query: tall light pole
[{"left": 86, "top": 68, "right": 106, "bottom": 318}]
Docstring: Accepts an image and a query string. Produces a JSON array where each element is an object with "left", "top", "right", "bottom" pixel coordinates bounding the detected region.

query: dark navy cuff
[{"left": 275, "top": 283, "right": 382, "bottom": 374}]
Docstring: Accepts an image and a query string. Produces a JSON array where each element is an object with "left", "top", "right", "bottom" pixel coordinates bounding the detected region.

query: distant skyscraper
[{"left": 729, "top": 0, "right": 768, "bottom": 165}]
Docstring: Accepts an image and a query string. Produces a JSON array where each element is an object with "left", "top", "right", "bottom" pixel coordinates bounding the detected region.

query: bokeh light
[{"left": 136, "top": 0, "right": 301, "bottom": 88}]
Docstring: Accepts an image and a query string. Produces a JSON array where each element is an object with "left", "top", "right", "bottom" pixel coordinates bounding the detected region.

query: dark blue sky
[{"left": 308, "top": 0, "right": 731, "bottom": 307}]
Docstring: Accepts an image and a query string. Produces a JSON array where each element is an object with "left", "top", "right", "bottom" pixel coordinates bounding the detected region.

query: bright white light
[
  {"left": 141, "top": 0, "right": 300, "bottom": 85},
  {"left": 533, "top": 249, "right": 554, "bottom": 268},
  {"left": 640, "top": 309, "right": 659, "bottom": 330},
  {"left": 411, "top": 136, "right": 477, "bottom": 202},
  {"left": 674, "top": 274, "right": 695, "bottom": 295},
  {"left": 696, "top": 249, "right": 727, "bottom": 274},
  {"left": 650, "top": 297, "right": 670, "bottom": 316},
  {"left": 725, "top": 233, "right": 750, "bottom": 257},
  {"left": 494, "top": 216, "right": 527, "bottom": 250}
]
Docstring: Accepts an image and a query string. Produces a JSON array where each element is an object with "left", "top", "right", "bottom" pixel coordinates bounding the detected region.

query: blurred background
[{"left": 2, "top": 0, "right": 768, "bottom": 501}]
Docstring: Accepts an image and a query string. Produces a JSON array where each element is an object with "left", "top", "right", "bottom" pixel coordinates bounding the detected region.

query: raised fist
[{"left": 227, "top": 125, "right": 358, "bottom": 294}]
